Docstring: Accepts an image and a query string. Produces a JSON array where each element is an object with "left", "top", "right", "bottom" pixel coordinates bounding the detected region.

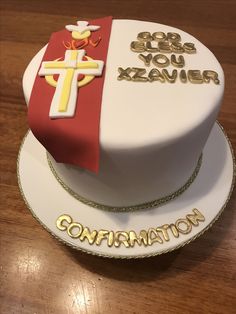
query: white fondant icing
[
  {"left": 18, "top": 125, "right": 234, "bottom": 257},
  {"left": 38, "top": 49, "right": 104, "bottom": 118},
  {"left": 65, "top": 21, "right": 100, "bottom": 34},
  {"left": 23, "top": 20, "right": 224, "bottom": 207}
]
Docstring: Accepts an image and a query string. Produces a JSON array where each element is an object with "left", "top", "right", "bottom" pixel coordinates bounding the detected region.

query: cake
[{"left": 23, "top": 17, "right": 224, "bottom": 211}]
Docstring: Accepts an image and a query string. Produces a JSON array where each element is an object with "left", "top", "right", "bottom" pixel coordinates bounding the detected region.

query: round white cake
[{"left": 23, "top": 19, "right": 224, "bottom": 210}]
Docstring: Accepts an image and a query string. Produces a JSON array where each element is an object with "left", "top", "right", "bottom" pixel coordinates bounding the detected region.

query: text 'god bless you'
[{"left": 117, "top": 31, "right": 220, "bottom": 84}]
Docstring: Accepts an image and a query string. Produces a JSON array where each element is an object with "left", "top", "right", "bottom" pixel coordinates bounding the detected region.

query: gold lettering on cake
[
  {"left": 183, "top": 42, "right": 197, "bottom": 54},
  {"left": 147, "top": 228, "right": 163, "bottom": 245},
  {"left": 117, "top": 67, "right": 132, "bottom": 81},
  {"left": 107, "top": 231, "right": 115, "bottom": 247},
  {"left": 130, "top": 41, "right": 146, "bottom": 52},
  {"left": 95, "top": 230, "right": 110, "bottom": 245},
  {"left": 67, "top": 222, "right": 83, "bottom": 238},
  {"left": 158, "top": 41, "right": 172, "bottom": 53},
  {"left": 171, "top": 42, "right": 185, "bottom": 53},
  {"left": 129, "top": 230, "right": 148, "bottom": 247},
  {"left": 56, "top": 214, "right": 72, "bottom": 230},
  {"left": 139, "top": 53, "right": 153, "bottom": 66},
  {"left": 152, "top": 54, "right": 170, "bottom": 68},
  {"left": 146, "top": 41, "right": 159, "bottom": 52},
  {"left": 175, "top": 218, "right": 192, "bottom": 234},
  {"left": 169, "top": 223, "right": 180, "bottom": 238},
  {"left": 156, "top": 224, "right": 171, "bottom": 241},
  {"left": 188, "top": 70, "right": 204, "bottom": 84},
  {"left": 162, "top": 69, "right": 178, "bottom": 83},
  {"left": 152, "top": 31, "right": 166, "bottom": 42},
  {"left": 180, "top": 69, "right": 187, "bottom": 83},
  {"left": 137, "top": 31, "right": 153, "bottom": 42},
  {"left": 117, "top": 68, "right": 219, "bottom": 84},
  {"left": 171, "top": 54, "right": 185, "bottom": 68},
  {"left": 167, "top": 32, "right": 181, "bottom": 43},
  {"left": 56, "top": 208, "right": 205, "bottom": 248},
  {"left": 80, "top": 227, "right": 97, "bottom": 244},
  {"left": 148, "top": 69, "right": 165, "bottom": 82},
  {"left": 139, "top": 53, "right": 185, "bottom": 68},
  {"left": 203, "top": 70, "right": 220, "bottom": 85},
  {"left": 114, "top": 231, "right": 130, "bottom": 247},
  {"left": 131, "top": 68, "right": 148, "bottom": 82},
  {"left": 186, "top": 208, "right": 205, "bottom": 225},
  {"left": 119, "top": 31, "right": 219, "bottom": 84}
]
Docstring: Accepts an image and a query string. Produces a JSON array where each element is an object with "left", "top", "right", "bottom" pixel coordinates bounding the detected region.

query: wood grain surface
[{"left": 0, "top": 1, "right": 235, "bottom": 313}]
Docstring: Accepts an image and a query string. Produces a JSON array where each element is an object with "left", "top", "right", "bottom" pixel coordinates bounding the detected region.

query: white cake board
[{"left": 17, "top": 123, "right": 235, "bottom": 258}]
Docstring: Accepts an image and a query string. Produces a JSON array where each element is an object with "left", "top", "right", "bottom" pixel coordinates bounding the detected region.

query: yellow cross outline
[{"left": 45, "top": 56, "right": 96, "bottom": 90}]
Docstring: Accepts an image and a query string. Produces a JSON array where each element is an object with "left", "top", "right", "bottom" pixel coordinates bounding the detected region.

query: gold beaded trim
[{"left": 47, "top": 152, "right": 202, "bottom": 212}]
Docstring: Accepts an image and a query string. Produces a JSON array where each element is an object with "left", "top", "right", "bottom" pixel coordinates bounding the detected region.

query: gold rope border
[
  {"left": 17, "top": 122, "right": 235, "bottom": 259},
  {"left": 47, "top": 153, "right": 202, "bottom": 212}
]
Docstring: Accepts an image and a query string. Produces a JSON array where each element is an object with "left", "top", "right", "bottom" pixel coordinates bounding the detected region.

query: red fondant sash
[{"left": 28, "top": 16, "right": 112, "bottom": 173}]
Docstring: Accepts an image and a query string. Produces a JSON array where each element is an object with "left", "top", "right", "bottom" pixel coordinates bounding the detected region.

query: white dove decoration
[{"left": 65, "top": 21, "right": 100, "bottom": 39}]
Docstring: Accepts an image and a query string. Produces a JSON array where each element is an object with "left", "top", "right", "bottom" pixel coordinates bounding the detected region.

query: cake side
[{"left": 23, "top": 19, "right": 224, "bottom": 208}]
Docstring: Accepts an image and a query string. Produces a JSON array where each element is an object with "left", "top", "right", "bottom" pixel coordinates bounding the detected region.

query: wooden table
[{"left": 1, "top": 1, "right": 235, "bottom": 313}]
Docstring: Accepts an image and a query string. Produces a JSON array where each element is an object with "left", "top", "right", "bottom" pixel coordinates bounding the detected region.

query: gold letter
[
  {"left": 203, "top": 70, "right": 220, "bottom": 84},
  {"left": 152, "top": 32, "right": 166, "bottom": 42},
  {"left": 80, "top": 227, "right": 97, "bottom": 245},
  {"left": 169, "top": 223, "right": 179, "bottom": 238},
  {"left": 186, "top": 208, "right": 205, "bottom": 226},
  {"left": 114, "top": 231, "right": 130, "bottom": 248},
  {"left": 162, "top": 69, "right": 178, "bottom": 83},
  {"left": 167, "top": 32, "right": 181, "bottom": 43},
  {"left": 180, "top": 69, "right": 187, "bottom": 83},
  {"left": 132, "top": 68, "right": 148, "bottom": 82},
  {"left": 137, "top": 31, "right": 153, "bottom": 42},
  {"left": 129, "top": 230, "right": 148, "bottom": 247},
  {"left": 56, "top": 214, "right": 72, "bottom": 231},
  {"left": 145, "top": 41, "right": 159, "bottom": 52},
  {"left": 171, "top": 42, "right": 185, "bottom": 53},
  {"left": 148, "top": 228, "right": 163, "bottom": 245},
  {"left": 156, "top": 224, "right": 171, "bottom": 242},
  {"left": 139, "top": 53, "right": 152, "bottom": 66},
  {"left": 188, "top": 70, "right": 203, "bottom": 83},
  {"left": 183, "top": 42, "right": 196, "bottom": 54},
  {"left": 108, "top": 231, "right": 115, "bottom": 247},
  {"left": 67, "top": 222, "right": 83, "bottom": 238},
  {"left": 158, "top": 41, "right": 172, "bottom": 53},
  {"left": 117, "top": 67, "right": 132, "bottom": 81},
  {"left": 152, "top": 54, "right": 170, "bottom": 68},
  {"left": 148, "top": 68, "right": 165, "bottom": 82},
  {"left": 96, "top": 230, "right": 110, "bottom": 245},
  {"left": 175, "top": 219, "right": 192, "bottom": 234},
  {"left": 130, "top": 41, "right": 146, "bottom": 52},
  {"left": 171, "top": 54, "right": 185, "bottom": 68}
]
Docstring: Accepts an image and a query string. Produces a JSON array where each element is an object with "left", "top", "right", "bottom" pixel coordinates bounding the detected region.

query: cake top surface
[{"left": 24, "top": 19, "right": 224, "bottom": 151}]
